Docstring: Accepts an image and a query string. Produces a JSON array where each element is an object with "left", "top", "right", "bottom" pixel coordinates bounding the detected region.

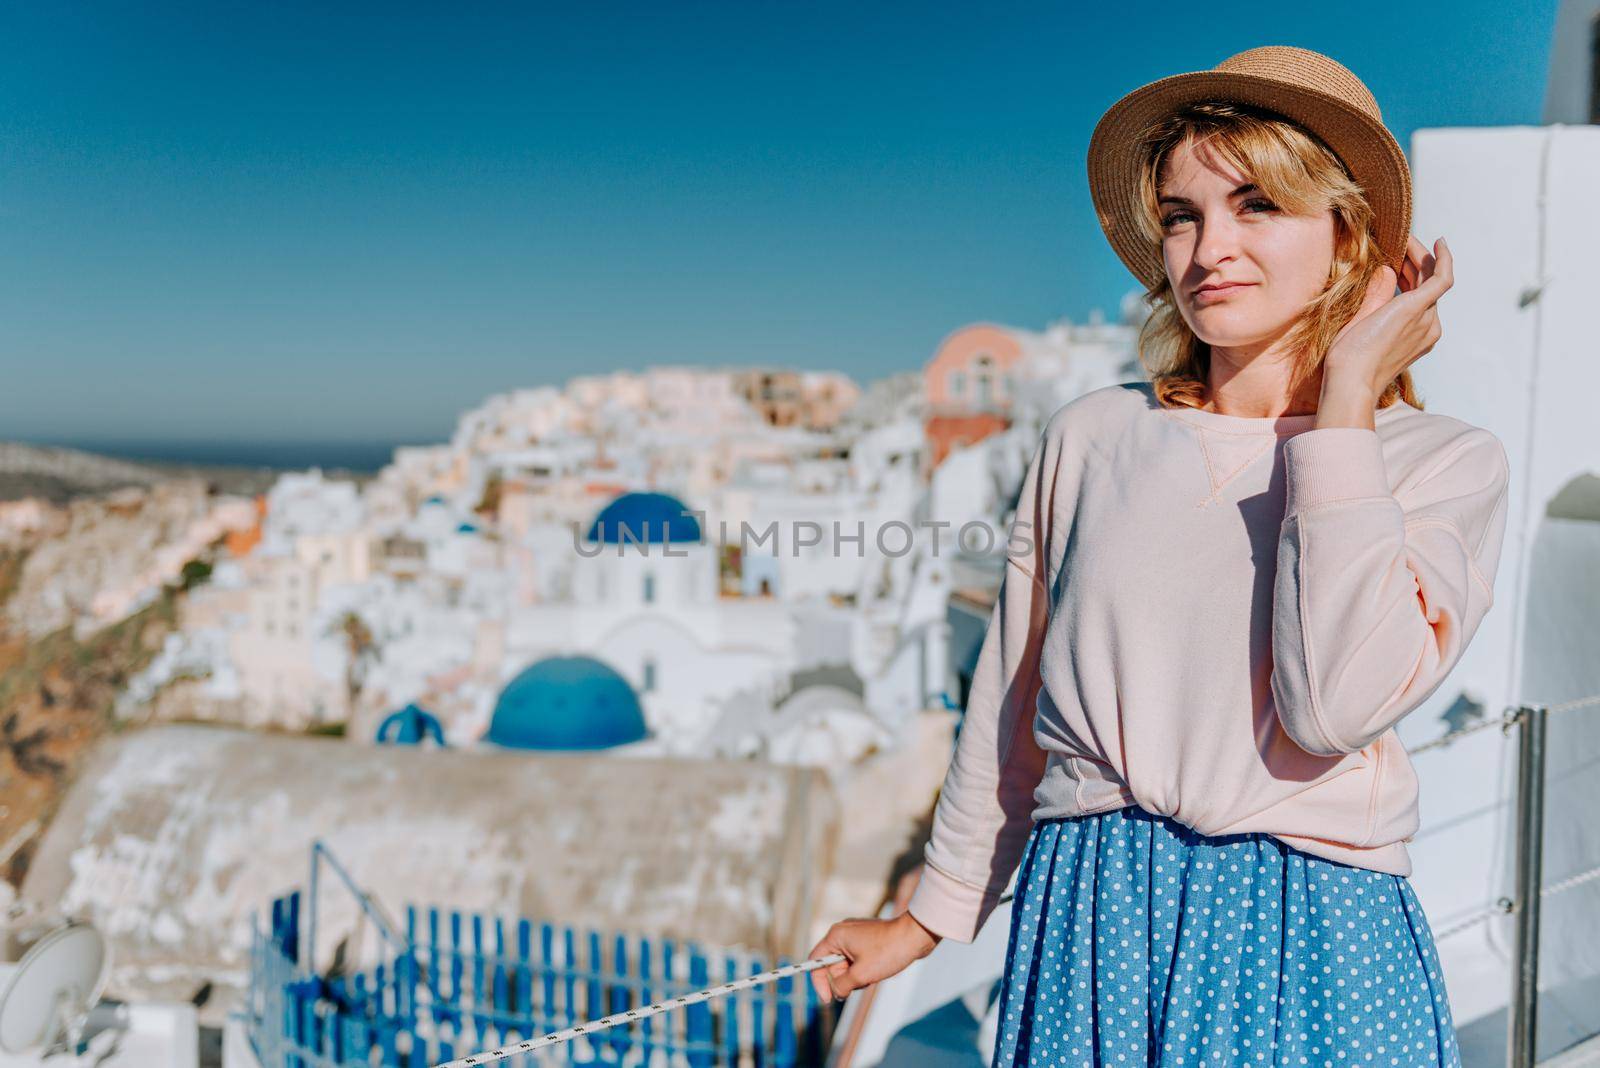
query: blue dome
[
  {"left": 376, "top": 703, "right": 446, "bottom": 747},
  {"left": 585, "top": 492, "right": 701, "bottom": 545},
  {"left": 487, "top": 656, "right": 649, "bottom": 750},
  {"left": 456, "top": 521, "right": 479, "bottom": 534}
]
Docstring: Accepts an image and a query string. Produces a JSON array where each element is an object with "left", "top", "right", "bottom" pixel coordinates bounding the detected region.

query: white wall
[{"left": 1406, "top": 124, "right": 1600, "bottom": 1038}]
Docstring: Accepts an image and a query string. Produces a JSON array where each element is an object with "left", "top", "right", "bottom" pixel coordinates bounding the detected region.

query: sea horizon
[{"left": 10, "top": 437, "right": 440, "bottom": 474}]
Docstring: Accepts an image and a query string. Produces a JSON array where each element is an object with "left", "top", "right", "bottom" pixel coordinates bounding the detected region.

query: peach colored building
[
  {"left": 733, "top": 369, "right": 804, "bottom": 428},
  {"left": 799, "top": 371, "right": 861, "bottom": 431},
  {"left": 922, "top": 323, "right": 1025, "bottom": 469}
]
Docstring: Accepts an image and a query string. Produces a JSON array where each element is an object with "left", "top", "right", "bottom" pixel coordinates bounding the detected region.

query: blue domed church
[
  {"left": 585, "top": 491, "right": 702, "bottom": 545},
  {"left": 572, "top": 491, "right": 712, "bottom": 610},
  {"left": 485, "top": 655, "right": 650, "bottom": 750}
]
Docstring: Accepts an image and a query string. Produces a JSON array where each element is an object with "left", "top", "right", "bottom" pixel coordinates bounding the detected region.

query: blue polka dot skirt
[{"left": 991, "top": 804, "right": 1462, "bottom": 1066}]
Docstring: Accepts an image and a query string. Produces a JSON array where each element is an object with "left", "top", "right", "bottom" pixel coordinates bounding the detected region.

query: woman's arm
[
  {"left": 1270, "top": 424, "right": 1512, "bottom": 757},
  {"left": 904, "top": 430, "right": 1059, "bottom": 944}
]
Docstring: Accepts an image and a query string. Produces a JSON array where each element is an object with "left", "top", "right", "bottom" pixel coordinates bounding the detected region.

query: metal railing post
[
  {"left": 1508, "top": 704, "right": 1548, "bottom": 1068},
  {"left": 306, "top": 839, "right": 321, "bottom": 976}
]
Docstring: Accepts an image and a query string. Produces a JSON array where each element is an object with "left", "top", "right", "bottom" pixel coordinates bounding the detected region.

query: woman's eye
[{"left": 1164, "top": 198, "right": 1273, "bottom": 230}]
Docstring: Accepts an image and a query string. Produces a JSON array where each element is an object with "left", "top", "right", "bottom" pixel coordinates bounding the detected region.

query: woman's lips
[{"left": 1193, "top": 282, "right": 1254, "bottom": 303}]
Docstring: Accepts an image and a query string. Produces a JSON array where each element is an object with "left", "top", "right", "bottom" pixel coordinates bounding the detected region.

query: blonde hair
[{"left": 1130, "top": 100, "right": 1421, "bottom": 413}]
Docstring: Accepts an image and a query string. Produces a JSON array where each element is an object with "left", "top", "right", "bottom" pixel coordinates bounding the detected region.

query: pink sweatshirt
[{"left": 906, "top": 380, "right": 1512, "bottom": 943}]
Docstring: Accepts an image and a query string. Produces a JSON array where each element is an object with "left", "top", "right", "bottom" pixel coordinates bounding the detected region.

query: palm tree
[{"left": 332, "top": 611, "right": 377, "bottom": 718}]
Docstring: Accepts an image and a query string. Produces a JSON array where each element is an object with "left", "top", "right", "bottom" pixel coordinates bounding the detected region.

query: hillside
[{"left": 0, "top": 441, "right": 373, "bottom": 503}]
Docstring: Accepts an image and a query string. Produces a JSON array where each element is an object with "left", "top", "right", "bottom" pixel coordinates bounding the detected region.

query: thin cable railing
[
  {"left": 1421, "top": 858, "right": 1600, "bottom": 942},
  {"left": 1410, "top": 695, "right": 1600, "bottom": 940},
  {"left": 1410, "top": 693, "right": 1600, "bottom": 757},
  {"left": 1413, "top": 696, "right": 1600, "bottom": 936},
  {"left": 1408, "top": 707, "right": 1524, "bottom": 755},
  {"left": 1403, "top": 692, "right": 1600, "bottom": 1068}
]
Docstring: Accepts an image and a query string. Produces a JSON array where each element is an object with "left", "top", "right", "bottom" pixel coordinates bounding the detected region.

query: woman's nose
[{"left": 1192, "top": 214, "right": 1242, "bottom": 270}]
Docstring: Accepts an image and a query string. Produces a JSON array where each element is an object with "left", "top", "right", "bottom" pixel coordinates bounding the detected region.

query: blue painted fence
[{"left": 244, "top": 890, "right": 843, "bottom": 1067}]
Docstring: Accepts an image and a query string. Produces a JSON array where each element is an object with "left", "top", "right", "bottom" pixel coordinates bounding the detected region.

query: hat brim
[{"left": 1086, "top": 69, "right": 1413, "bottom": 290}]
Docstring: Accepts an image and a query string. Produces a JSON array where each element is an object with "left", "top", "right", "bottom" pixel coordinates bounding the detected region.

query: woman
[{"left": 807, "top": 46, "right": 1509, "bottom": 1066}]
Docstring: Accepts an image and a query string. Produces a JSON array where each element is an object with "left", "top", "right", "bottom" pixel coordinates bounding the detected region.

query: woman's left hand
[{"left": 1320, "top": 235, "right": 1453, "bottom": 403}]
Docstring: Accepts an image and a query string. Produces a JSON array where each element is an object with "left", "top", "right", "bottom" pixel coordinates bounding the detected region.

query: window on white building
[
  {"left": 643, "top": 572, "right": 655, "bottom": 603},
  {"left": 643, "top": 658, "right": 656, "bottom": 692}
]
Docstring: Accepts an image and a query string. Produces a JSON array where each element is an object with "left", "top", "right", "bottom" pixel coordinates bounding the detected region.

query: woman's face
[{"left": 1158, "top": 138, "right": 1335, "bottom": 354}]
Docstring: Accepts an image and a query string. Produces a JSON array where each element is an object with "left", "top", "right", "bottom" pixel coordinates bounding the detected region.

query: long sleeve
[
  {"left": 905, "top": 431, "right": 1059, "bottom": 943},
  {"left": 1270, "top": 425, "right": 1512, "bottom": 758}
]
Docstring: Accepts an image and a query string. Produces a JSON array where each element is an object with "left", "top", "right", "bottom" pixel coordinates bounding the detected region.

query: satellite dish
[{"left": 0, "top": 921, "right": 109, "bottom": 1055}]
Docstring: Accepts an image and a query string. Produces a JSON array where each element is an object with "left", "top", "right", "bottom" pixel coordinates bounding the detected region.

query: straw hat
[{"left": 1086, "top": 45, "right": 1412, "bottom": 289}]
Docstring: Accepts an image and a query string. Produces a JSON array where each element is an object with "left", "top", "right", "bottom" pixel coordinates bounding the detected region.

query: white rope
[
  {"left": 1406, "top": 692, "right": 1600, "bottom": 757},
  {"left": 1430, "top": 903, "right": 1507, "bottom": 942},
  {"left": 432, "top": 952, "right": 846, "bottom": 1068},
  {"left": 1430, "top": 860, "right": 1600, "bottom": 945},
  {"left": 1549, "top": 693, "right": 1600, "bottom": 716},
  {"left": 1540, "top": 861, "right": 1600, "bottom": 899},
  {"left": 1407, "top": 707, "right": 1521, "bottom": 755}
]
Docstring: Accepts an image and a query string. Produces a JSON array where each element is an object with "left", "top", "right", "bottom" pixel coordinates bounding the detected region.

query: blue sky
[{"left": 1, "top": 2, "right": 1558, "bottom": 452}]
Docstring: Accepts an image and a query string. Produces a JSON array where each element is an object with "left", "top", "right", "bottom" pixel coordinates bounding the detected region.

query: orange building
[
  {"left": 224, "top": 494, "right": 268, "bottom": 558},
  {"left": 921, "top": 323, "right": 1025, "bottom": 470}
]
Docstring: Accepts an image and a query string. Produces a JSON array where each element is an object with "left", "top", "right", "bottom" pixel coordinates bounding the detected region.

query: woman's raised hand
[
  {"left": 1322, "top": 235, "right": 1454, "bottom": 401},
  {"left": 805, "top": 911, "right": 942, "bottom": 1004}
]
